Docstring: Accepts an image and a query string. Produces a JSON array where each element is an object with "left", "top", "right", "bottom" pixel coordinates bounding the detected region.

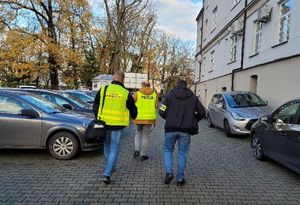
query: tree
[{"left": 103, "top": 0, "right": 152, "bottom": 73}]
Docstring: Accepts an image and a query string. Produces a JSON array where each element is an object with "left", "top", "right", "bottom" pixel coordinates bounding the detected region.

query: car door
[
  {"left": 208, "top": 95, "right": 219, "bottom": 125},
  {"left": 263, "top": 102, "right": 299, "bottom": 163},
  {"left": 286, "top": 102, "right": 300, "bottom": 172},
  {"left": 214, "top": 95, "right": 226, "bottom": 127},
  {"left": 0, "top": 95, "right": 42, "bottom": 147}
]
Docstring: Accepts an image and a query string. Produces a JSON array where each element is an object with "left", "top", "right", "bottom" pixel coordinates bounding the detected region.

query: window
[
  {"left": 274, "top": 102, "right": 300, "bottom": 124},
  {"left": 210, "top": 50, "right": 215, "bottom": 70},
  {"left": 253, "top": 22, "right": 263, "bottom": 54},
  {"left": 0, "top": 96, "right": 30, "bottom": 115},
  {"left": 278, "top": 0, "right": 292, "bottom": 43},
  {"left": 250, "top": 75, "right": 258, "bottom": 94},
  {"left": 230, "top": 35, "right": 238, "bottom": 62},
  {"left": 212, "top": 7, "right": 217, "bottom": 30}
]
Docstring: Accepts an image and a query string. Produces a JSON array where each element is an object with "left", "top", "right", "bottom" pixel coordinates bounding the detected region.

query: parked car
[
  {"left": 20, "top": 89, "right": 93, "bottom": 115},
  {"left": 0, "top": 90, "right": 101, "bottom": 160},
  {"left": 251, "top": 98, "right": 300, "bottom": 174},
  {"left": 207, "top": 91, "right": 272, "bottom": 137},
  {"left": 80, "top": 90, "right": 97, "bottom": 98},
  {"left": 60, "top": 90, "right": 94, "bottom": 104}
]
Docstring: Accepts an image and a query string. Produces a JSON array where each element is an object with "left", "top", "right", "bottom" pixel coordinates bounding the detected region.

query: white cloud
[{"left": 157, "top": 0, "right": 202, "bottom": 42}]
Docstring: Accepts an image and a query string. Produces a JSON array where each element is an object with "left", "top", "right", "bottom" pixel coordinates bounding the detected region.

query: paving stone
[{"left": 1, "top": 119, "right": 300, "bottom": 204}]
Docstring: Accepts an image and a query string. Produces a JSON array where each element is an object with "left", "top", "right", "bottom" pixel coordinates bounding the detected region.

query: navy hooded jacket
[{"left": 159, "top": 84, "right": 206, "bottom": 135}]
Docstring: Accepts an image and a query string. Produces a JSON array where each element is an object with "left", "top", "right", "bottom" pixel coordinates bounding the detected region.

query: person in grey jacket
[{"left": 159, "top": 79, "right": 206, "bottom": 186}]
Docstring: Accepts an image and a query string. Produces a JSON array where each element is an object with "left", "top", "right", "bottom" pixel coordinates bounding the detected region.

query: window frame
[
  {"left": 253, "top": 22, "right": 263, "bottom": 54},
  {"left": 278, "top": 0, "right": 292, "bottom": 43},
  {"left": 212, "top": 6, "right": 218, "bottom": 30},
  {"left": 230, "top": 35, "right": 238, "bottom": 62}
]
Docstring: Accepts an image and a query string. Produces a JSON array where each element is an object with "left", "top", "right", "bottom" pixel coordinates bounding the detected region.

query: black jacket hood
[{"left": 172, "top": 85, "right": 194, "bottom": 100}]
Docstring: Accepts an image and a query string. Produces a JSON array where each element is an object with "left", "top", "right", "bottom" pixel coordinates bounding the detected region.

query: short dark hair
[{"left": 177, "top": 79, "right": 187, "bottom": 87}]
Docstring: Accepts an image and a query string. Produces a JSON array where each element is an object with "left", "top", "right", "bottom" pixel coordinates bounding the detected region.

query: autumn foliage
[{"left": 0, "top": 0, "right": 195, "bottom": 92}]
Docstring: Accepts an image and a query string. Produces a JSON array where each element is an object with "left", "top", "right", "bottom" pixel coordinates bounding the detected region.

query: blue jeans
[
  {"left": 103, "top": 130, "right": 123, "bottom": 177},
  {"left": 164, "top": 132, "right": 191, "bottom": 181}
]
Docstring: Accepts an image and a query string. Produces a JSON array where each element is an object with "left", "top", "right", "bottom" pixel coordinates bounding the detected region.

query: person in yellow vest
[
  {"left": 93, "top": 71, "right": 137, "bottom": 184},
  {"left": 133, "top": 81, "right": 158, "bottom": 161}
]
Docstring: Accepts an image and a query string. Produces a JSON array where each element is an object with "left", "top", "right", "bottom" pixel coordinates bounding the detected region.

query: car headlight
[{"left": 230, "top": 112, "right": 245, "bottom": 121}]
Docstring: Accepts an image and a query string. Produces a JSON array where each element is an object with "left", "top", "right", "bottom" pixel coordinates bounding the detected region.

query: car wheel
[
  {"left": 224, "top": 119, "right": 233, "bottom": 137},
  {"left": 207, "top": 114, "right": 214, "bottom": 127},
  {"left": 251, "top": 133, "right": 265, "bottom": 160},
  {"left": 48, "top": 132, "right": 79, "bottom": 160}
]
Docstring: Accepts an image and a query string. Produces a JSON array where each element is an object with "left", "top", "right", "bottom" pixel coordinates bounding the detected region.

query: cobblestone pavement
[{"left": 1, "top": 118, "right": 300, "bottom": 205}]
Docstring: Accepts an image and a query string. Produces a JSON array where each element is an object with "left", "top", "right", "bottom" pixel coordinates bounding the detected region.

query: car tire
[
  {"left": 224, "top": 119, "right": 233, "bottom": 138},
  {"left": 48, "top": 132, "right": 79, "bottom": 160},
  {"left": 251, "top": 133, "right": 265, "bottom": 160},
  {"left": 207, "top": 114, "right": 214, "bottom": 127}
]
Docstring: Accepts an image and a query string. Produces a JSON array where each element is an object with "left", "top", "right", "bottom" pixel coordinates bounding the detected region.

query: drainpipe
[{"left": 232, "top": 0, "right": 248, "bottom": 91}]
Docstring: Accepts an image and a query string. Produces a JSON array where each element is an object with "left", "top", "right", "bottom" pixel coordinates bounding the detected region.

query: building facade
[{"left": 195, "top": 0, "right": 300, "bottom": 109}]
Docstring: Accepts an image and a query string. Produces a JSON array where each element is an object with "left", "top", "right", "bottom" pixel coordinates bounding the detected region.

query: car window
[
  {"left": 273, "top": 102, "right": 300, "bottom": 124},
  {"left": 51, "top": 94, "right": 69, "bottom": 106},
  {"left": 211, "top": 95, "right": 219, "bottom": 105},
  {"left": 217, "top": 95, "right": 226, "bottom": 109},
  {"left": 0, "top": 95, "right": 31, "bottom": 115},
  {"left": 71, "top": 93, "right": 91, "bottom": 102},
  {"left": 41, "top": 94, "right": 52, "bottom": 102},
  {"left": 225, "top": 93, "right": 266, "bottom": 108}
]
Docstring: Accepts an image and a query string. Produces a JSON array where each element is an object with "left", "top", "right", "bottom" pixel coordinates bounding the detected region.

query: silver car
[
  {"left": 207, "top": 91, "right": 272, "bottom": 137},
  {"left": 0, "top": 90, "right": 101, "bottom": 160}
]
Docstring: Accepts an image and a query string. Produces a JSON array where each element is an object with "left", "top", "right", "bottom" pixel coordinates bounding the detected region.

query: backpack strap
[{"left": 99, "top": 85, "right": 108, "bottom": 119}]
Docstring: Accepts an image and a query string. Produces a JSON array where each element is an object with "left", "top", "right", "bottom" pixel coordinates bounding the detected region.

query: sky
[
  {"left": 157, "top": 0, "right": 203, "bottom": 42},
  {"left": 89, "top": 0, "right": 203, "bottom": 42}
]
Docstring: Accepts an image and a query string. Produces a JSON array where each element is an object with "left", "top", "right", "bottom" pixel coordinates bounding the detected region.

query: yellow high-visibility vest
[
  {"left": 135, "top": 91, "right": 157, "bottom": 120},
  {"left": 97, "top": 84, "right": 130, "bottom": 126}
]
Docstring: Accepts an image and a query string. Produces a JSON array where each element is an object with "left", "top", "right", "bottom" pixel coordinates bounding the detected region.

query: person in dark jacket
[
  {"left": 93, "top": 71, "right": 137, "bottom": 184},
  {"left": 159, "top": 79, "right": 206, "bottom": 186}
]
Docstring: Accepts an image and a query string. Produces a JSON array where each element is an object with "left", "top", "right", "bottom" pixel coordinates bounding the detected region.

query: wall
[
  {"left": 196, "top": 74, "right": 232, "bottom": 108},
  {"left": 243, "top": 0, "right": 300, "bottom": 69},
  {"left": 234, "top": 56, "right": 300, "bottom": 109}
]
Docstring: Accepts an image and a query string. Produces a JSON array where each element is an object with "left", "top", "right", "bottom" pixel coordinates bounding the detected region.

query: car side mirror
[
  {"left": 264, "top": 100, "right": 269, "bottom": 105},
  {"left": 18, "top": 109, "right": 39, "bottom": 118},
  {"left": 62, "top": 104, "right": 73, "bottom": 110}
]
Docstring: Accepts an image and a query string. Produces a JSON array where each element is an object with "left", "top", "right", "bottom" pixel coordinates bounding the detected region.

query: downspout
[
  {"left": 195, "top": 3, "right": 205, "bottom": 95},
  {"left": 232, "top": 0, "right": 248, "bottom": 91}
]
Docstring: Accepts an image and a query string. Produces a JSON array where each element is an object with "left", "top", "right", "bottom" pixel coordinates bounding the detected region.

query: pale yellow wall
[
  {"left": 234, "top": 57, "right": 300, "bottom": 109},
  {"left": 196, "top": 74, "right": 232, "bottom": 109}
]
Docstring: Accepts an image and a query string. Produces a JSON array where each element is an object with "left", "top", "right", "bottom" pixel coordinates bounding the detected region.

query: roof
[
  {"left": 0, "top": 89, "right": 28, "bottom": 96},
  {"left": 195, "top": 8, "right": 204, "bottom": 21},
  {"left": 92, "top": 74, "right": 113, "bottom": 81}
]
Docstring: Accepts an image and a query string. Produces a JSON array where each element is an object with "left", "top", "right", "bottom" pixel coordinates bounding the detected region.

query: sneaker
[
  {"left": 140, "top": 155, "right": 149, "bottom": 161},
  {"left": 103, "top": 176, "right": 111, "bottom": 184},
  {"left": 134, "top": 150, "right": 140, "bottom": 158},
  {"left": 177, "top": 179, "right": 186, "bottom": 186},
  {"left": 164, "top": 173, "right": 174, "bottom": 184}
]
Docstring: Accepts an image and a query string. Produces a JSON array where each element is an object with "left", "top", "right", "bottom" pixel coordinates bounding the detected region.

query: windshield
[
  {"left": 68, "top": 92, "right": 93, "bottom": 102},
  {"left": 20, "top": 93, "right": 66, "bottom": 113},
  {"left": 62, "top": 93, "right": 88, "bottom": 108},
  {"left": 225, "top": 93, "right": 267, "bottom": 108},
  {"left": 83, "top": 90, "right": 97, "bottom": 98}
]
